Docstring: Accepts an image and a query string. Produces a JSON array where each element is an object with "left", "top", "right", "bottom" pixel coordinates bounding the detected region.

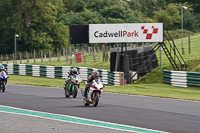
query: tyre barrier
[
  {"left": 110, "top": 46, "right": 159, "bottom": 81},
  {"left": 3, "top": 64, "right": 124, "bottom": 86},
  {"left": 163, "top": 70, "right": 200, "bottom": 88}
]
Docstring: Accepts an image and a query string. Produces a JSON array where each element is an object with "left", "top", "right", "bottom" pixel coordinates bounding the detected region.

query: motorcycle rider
[
  {"left": 64, "top": 68, "right": 78, "bottom": 90},
  {"left": 84, "top": 70, "right": 100, "bottom": 98},
  {"left": 0, "top": 65, "right": 9, "bottom": 76},
  {"left": 0, "top": 65, "right": 9, "bottom": 84}
]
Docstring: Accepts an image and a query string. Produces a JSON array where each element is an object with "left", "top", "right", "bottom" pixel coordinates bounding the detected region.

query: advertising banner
[{"left": 89, "top": 23, "right": 163, "bottom": 43}]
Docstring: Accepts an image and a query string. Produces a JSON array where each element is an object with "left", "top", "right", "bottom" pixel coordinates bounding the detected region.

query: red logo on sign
[{"left": 141, "top": 26, "right": 158, "bottom": 39}]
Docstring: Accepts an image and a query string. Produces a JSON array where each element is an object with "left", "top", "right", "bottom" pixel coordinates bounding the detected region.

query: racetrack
[{"left": 0, "top": 84, "right": 200, "bottom": 133}]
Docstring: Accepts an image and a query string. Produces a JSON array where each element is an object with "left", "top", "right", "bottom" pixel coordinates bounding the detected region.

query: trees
[
  {"left": 153, "top": 3, "right": 183, "bottom": 30},
  {"left": 0, "top": 0, "right": 68, "bottom": 54},
  {"left": 0, "top": 0, "right": 200, "bottom": 54},
  {"left": 62, "top": 0, "right": 143, "bottom": 25},
  {"left": 184, "top": 12, "right": 200, "bottom": 32}
]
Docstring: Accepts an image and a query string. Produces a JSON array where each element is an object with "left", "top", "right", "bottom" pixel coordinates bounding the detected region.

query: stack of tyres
[
  {"left": 108, "top": 71, "right": 115, "bottom": 85},
  {"left": 146, "top": 51, "right": 153, "bottom": 73},
  {"left": 97, "top": 70, "right": 103, "bottom": 79},
  {"left": 142, "top": 47, "right": 152, "bottom": 73},
  {"left": 140, "top": 50, "right": 148, "bottom": 75},
  {"left": 123, "top": 55, "right": 130, "bottom": 83},
  {"left": 110, "top": 52, "right": 117, "bottom": 71},
  {"left": 127, "top": 51, "right": 132, "bottom": 71},
  {"left": 137, "top": 52, "right": 147, "bottom": 75},
  {"left": 131, "top": 50, "right": 138, "bottom": 71},
  {"left": 151, "top": 50, "right": 159, "bottom": 69},
  {"left": 146, "top": 55, "right": 153, "bottom": 72},
  {"left": 40, "top": 65, "right": 46, "bottom": 78},
  {"left": 87, "top": 68, "right": 94, "bottom": 77},
  {"left": 116, "top": 52, "right": 121, "bottom": 71},
  {"left": 26, "top": 65, "right": 32, "bottom": 76},
  {"left": 55, "top": 66, "right": 62, "bottom": 79},
  {"left": 13, "top": 64, "right": 19, "bottom": 75},
  {"left": 119, "top": 53, "right": 124, "bottom": 72}
]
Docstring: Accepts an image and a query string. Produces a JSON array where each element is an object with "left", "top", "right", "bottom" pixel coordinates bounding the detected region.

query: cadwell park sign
[{"left": 89, "top": 23, "right": 163, "bottom": 43}]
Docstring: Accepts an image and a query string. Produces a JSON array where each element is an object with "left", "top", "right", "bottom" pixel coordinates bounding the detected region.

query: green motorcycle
[{"left": 64, "top": 74, "right": 81, "bottom": 98}]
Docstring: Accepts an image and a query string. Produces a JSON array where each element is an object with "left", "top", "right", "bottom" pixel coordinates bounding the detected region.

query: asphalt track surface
[{"left": 0, "top": 84, "right": 200, "bottom": 133}]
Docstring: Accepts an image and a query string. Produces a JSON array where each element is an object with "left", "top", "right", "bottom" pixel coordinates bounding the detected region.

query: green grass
[
  {"left": 26, "top": 53, "right": 110, "bottom": 70},
  {"left": 105, "top": 83, "right": 200, "bottom": 101},
  {"left": 158, "top": 33, "right": 200, "bottom": 67},
  {"left": 8, "top": 75, "right": 200, "bottom": 101},
  {"left": 9, "top": 75, "right": 66, "bottom": 88}
]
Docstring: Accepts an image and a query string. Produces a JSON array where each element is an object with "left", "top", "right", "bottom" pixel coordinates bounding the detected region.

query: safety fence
[
  {"left": 3, "top": 64, "right": 124, "bottom": 86},
  {"left": 163, "top": 70, "right": 200, "bottom": 88}
]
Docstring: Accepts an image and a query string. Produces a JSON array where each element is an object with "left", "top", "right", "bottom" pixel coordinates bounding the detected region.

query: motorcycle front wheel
[
  {"left": 93, "top": 93, "right": 99, "bottom": 107},
  {"left": 72, "top": 86, "right": 77, "bottom": 98},
  {"left": 2, "top": 81, "right": 5, "bottom": 92}
]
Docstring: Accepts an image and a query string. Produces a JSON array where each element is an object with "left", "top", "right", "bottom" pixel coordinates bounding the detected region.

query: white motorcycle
[{"left": 81, "top": 78, "right": 104, "bottom": 107}]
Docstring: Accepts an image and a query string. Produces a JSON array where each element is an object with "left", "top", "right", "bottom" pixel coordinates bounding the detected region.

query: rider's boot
[
  {"left": 84, "top": 87, "right": 88, "bottom": 99},
  {"left": 84, "top": 91, "right": 87, "bottom": 99}
]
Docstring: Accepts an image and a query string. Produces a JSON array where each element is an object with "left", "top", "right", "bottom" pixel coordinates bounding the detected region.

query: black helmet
[
  {"left": 72, "top": 68, "right": 78, "bottom": 75},
  {"left": 93, "top": 70, "right": 99, "bottom": 79}
]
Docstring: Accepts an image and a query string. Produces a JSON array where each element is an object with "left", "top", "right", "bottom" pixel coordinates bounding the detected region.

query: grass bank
[
  {"left": 26, "top": 53, "right": 110, "bottom": 70},
  {"left": 8, "top": 75, "right": 200, "bottom": 101}
]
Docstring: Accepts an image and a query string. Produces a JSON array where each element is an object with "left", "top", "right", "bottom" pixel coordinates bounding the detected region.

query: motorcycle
[
  {"left": 64, "top": 74, "right": 82, "bottom": 98},
  {"left": 81, "top": 78, "right": 104, "bottom": 107},
  {"left": 0, "top": 71, "right": 8, "bottom": 92}
]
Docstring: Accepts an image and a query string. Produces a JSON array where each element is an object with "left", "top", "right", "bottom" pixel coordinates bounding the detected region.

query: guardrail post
[
  {"left": 103, "top": 44, "right": 105, "bottom": 61},
  {"left": 49, "top": 49, "right": 51, "bottom": 62},
  {"left": 34, "top": 50, "right": 36, "bottom": 63},
  {"left": 57, "top": 48, "right": 59, "bottom": 62},
  {"left": 20, "top": 52, "right": 22, "bottom": 64},
  {"left": 13, "top": 53, "right": 15, "bottom": 63},
  {"left": 82, "top": 48, "right": 86, "bottom": 63},
  {"left": 92, "top": 47, "right": 96, "bottom": 63},
  {"left": 188, "top": 36, "right": 190, "bottom": 54},
  {"left": 65, "top": 47, "right": 68, "bottom": 63},
  {"left": 41, "top": 50, "right": 43, "bottom": 62}
]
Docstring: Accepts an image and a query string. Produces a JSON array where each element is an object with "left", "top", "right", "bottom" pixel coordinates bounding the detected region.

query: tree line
[{"left": 0, "top": 0, "right": 199, "bottom": 54}]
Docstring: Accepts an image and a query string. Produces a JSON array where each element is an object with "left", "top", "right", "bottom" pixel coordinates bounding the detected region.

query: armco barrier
[
  {"left": 163, "top": 70, "right": 200, "bottom": 88},
  {"left": 3, "top": 64, "right": 124, "bottom": 86}
]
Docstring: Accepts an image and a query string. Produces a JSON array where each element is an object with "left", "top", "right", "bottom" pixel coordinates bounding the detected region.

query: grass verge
[{"left": 8, "top": 75, "right": 200, "bottom": 101}]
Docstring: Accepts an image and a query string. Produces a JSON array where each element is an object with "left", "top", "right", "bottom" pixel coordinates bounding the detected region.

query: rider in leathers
[
  {"left": 84, "top": 70, "right": 99, "bottom": 98},
  {"left": 64, "top": 68, "right": 78, "bottom": 90}
]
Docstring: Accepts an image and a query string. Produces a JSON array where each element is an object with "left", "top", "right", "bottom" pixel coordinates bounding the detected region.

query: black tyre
[
  {"left": 84, "top": 99, "right": 90, "bottom": 106},
  {"left": 93, "top": 93, "right": 99, "bottom": 107},
  {"left": 72, "top": 86, "right": 77, "bottom": 98},
  {"left": 2, "top": 81, "right": 5, "bottom": 92}
]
